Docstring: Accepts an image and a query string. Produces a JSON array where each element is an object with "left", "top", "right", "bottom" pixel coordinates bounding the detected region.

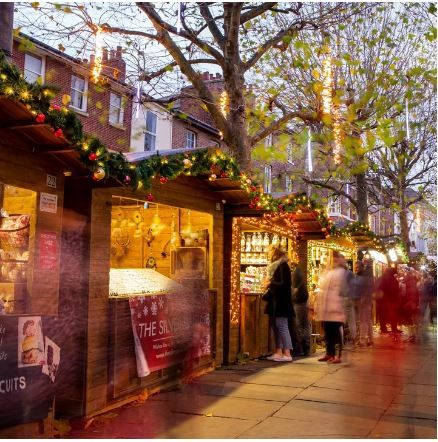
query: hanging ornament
[
  {"left": 146, "top": 193, "right": 155, "bottom": 202},
  {"left": 93, "top": 167, "right": 106, "bottom": 181},
  {"left": 91, "top": 25, "right": 103, "bottom": 83},
  {"left": 35, "top": 113, "right": 45, "bottom": 123},
  {"left": 209, "top": 174, "right": 217, "bottom": 181},
  {"left": 123, "top": 175, "right": 131, "bottom": 185},
  {"left": 88, "top": 152, "right": 97, "bottom": 161},
  {"left": 51, "top": 104, "right": 61, "bottom": 111},
  {"left": 183, "top": 158, "right": 192, "bottom": 169},
  {"left": 159, "top": 176, "right": 169, "bottom": 184},
  {"left": 54, "top": 128, "right": 64, "bottom": 138}
]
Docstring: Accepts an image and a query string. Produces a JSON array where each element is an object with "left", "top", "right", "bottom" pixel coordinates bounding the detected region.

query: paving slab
[
  {"left": 295, "top": 386, "right": 395, "bottom": 409},
  {"left": 146, "top": 391, "right": 283, "bottom": 421},
  {"left": 385, "top": 402, "right": 437, "bottom": 421},
  {"left": 369, "top": 414, "right": 437, "bottom": 439},
  {"left": 401, "top": 383, "right": 437, "bottom": 397},
  {"left": 237, "top": 416, "right": 371, "bottom": 438},
  {"left": 392, "top": 393, "right": 437, "bottom": 407},
  {"left": 313, "top": 376, "right": 401, "bottom": 396},
  {"left": 186, "top": 380, "right": 302, "bottom": 402},
  {"left": 242, "top": 371, "right": 324, "bottom": 388},
  {"left": 274, "top": 398, "right": 382, "bottom": 434}
]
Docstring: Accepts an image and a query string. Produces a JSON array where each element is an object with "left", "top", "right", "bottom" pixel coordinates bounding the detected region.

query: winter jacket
[
  {"left": 315, "top": 266, "right": 348, "bottom": 323},
  {"left": 265, "top": 261, "right": 295, "bottom": 319},
  {"left": 292, "top": 265, "right": 309, "bottom": 304},
  {"left": 351, "top": 271, "right": 374, "bottom": 301},
  {"left": 378, "top": 268, "right": 399, "bottom": 301}
]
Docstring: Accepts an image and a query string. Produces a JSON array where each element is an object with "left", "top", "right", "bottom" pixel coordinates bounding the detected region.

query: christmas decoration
[
  {"left": 54, "top": 128, "right": 64, "bottom": 138},
  {"left": 124, "top": 175, "right": 131, "bottom": 185},
  {"left": 88, "top": 152, "right": 97, "bottom": 161},
  {"left": 159, "top": 176, "right": 169, "bottom": 184},
  {"left": 146, "top": 193, "right": 155, "bottom": 202},
  {"left": 92, "top": 167, "right": 106, "bottom": 181},
  {"left": 183, "top": 158, "right": 192, "bottom": 169},
  {"left": 35, "top": 113, "right": 45, "bottom": 123},
  {"left": 208, "top": 174, "right": 217, "bottom": 181}
]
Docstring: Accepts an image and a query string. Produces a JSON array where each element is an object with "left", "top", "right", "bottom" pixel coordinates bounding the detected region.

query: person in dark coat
[
  {"left": 263, "top": 247, "right": 294, "bottom": 362},
  {"left": 378, "top": 266, "right": 401, "bottom": 334},
  {"left": 291, "top": 262, "right": 310, "bottom": 356}
]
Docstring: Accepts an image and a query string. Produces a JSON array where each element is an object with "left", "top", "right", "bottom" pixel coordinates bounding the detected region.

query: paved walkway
[{"left": 68, "top": 331, "right": 437, "bottom": 439}]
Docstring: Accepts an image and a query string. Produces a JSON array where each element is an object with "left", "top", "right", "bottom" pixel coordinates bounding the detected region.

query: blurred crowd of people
[{"left": 263, "top": 245, "right": 436, "bottom": 364}]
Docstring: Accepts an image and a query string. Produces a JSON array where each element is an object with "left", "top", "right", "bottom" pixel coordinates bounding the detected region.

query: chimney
[
  {"left": 202, "top": 71, "right": 210, "bottom": 81},
  {"left": 209, "top": 73, "right": 214, "bottom": 80},
  {"left": 216, "top": 73, "right": 221, "bottom": 79},
  {"left": 102, "top": 46, "right": 126, "bottom": 82},
  {"left": 110, "top": 49, "right": 116, "bottom": 60},
  {"left": 90, "top": 53, "right": 95, "bottom": 65},
  {"left": 116, "top": 46, "right": 122, "bottom": 59},
  {"left": 102, "top": 48, "right": 108, "bottom": 61}
]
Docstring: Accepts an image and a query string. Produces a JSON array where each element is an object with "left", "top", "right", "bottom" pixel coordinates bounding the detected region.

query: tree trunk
[
  {"left": 398, "top": 193, "right": 411, "bottom": 254},
  {"left": 355, "top": 173, "right": 368, "bottom": 225},
  {"left": 0, "top": 3, "right": 14, "bottom": 60},
  {"left": 223, "top": 69, "right": 250, "bottom": 169}
]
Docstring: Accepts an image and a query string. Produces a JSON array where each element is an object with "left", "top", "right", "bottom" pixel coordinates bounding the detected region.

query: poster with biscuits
[{"left": 17, "top": 316, "right": 44, "bottom": 367}]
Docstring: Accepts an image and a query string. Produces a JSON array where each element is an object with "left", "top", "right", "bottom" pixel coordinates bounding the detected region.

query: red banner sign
[
  {"left": 38, "top": 232, "right": 58, "bottom": 270},
  {"left": 128, "top": 291, "right": 211, "bottom": 377}
]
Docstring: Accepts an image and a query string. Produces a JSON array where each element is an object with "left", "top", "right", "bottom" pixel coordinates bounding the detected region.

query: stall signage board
[
  {"left": 39, "top": 193, "right": 58, "bottom": 214},
  {"left": 38, "top": 232, "right": 58, "bottom": 270},
  {"left": 128, "top": 291, "right": 211, "bottom": 377},
  {"left": 0, "top": 316, "right": 58, "bottom": 429}
]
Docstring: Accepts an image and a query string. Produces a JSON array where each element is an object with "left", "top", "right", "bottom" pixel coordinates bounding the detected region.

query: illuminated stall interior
[
  {"left": 109, "top": 196, "right": 213, "bottom": 295},
  {"left": 307, "top": 239, "right": 356, "bottom": 308},
  {"left": 0, "top": 183, "right": 37, "bottom": 314},
  {"left": 230, "top": 214, "right": 298, "bottom": 358}
]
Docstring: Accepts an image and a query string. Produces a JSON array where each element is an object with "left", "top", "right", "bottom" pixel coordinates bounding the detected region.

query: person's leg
[
  {"left": 324, "top": 322, "right": 336, "bottom": 357},
  {"left": 271, "top": 318, "right": 283, "bottom": 357},
  {"left": 276, "top": 317, "right": 292, "bottom": 357},
  {"left": 294, "top": 303, "right": 309, "bottom": 355},
  {"left": 377, "top": 298, "right": 388, "bottom": 333}
]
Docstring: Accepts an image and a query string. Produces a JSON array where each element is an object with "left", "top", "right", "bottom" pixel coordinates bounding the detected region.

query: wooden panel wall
[{"left": 86, "top": 177, "right": 224, "bottom": 416}]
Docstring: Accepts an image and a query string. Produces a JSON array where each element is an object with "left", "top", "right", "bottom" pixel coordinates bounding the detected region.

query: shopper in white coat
[{"left": 315, "top": 251, "right": 349, "bottom": 363}]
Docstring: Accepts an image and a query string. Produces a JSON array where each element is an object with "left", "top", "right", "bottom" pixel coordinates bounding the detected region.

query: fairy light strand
[{"left": 91, "top": 26, "right": 103, "bottom": 83}]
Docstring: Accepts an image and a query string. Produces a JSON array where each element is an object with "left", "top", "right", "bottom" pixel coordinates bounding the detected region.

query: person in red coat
[{"left": 378, "top": 266, "right": 401, "bottom": 334}]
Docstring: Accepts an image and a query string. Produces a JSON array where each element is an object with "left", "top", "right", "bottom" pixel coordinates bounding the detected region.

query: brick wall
[
  {"left": 171, "top": 119, "right": 223, "bottom": 150},
  {"left": 12, "top": 41, "right": 133, "bottom": 153}
]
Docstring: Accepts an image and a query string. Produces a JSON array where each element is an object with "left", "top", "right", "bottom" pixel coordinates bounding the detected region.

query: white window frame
[
  {"left": 287, "top": 145, "right": 293, "bottom": 164},
  {"left": 210, "top": 140, "right": 220, "bottom": 148},
  {"left": 264, "top": 165, "right": 272, "bottom": 194},
  {"left": 24, "top": 53, "right": 45, "bottom": 84},
  {"left": 70, "top": 74, "right": 88, "bottom": 112},
  {"left": 109, "top": 92, "right": 124, "bottom": 125},
  {"left": 285, "top": 175, "right": 292, "bottom": 193},
  {"left": 265, "top": 133, "right": 273, "bottom": 147},
  {"left": 328, "top": 196, "right": 341, "bottom": 215},
  {"left": 144, "top": 110, "right": 158, "bottom": 151},
  {"left": 185, "top": 130, "right": 197, "bottom": 149}
]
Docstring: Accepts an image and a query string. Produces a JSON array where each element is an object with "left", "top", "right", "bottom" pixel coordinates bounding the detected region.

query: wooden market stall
[{"left": 0, "top": 96, "right": 77, "bottom": 436}]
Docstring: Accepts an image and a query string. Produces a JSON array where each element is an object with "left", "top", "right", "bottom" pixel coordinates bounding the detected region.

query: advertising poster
[
  {"left": 17, "top": 316, "right": 44, "bottom": 368},
  {"left": 128, "top": 291, "right": 211, "bottom": 377},
  {"left": 42, "top": 337, "right": 60, "bottom": 383}
]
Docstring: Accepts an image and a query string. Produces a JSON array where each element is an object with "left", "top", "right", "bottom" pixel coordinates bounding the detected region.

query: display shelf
[{"left": 240, "top": 262, "right": 268, "bottom": 266}]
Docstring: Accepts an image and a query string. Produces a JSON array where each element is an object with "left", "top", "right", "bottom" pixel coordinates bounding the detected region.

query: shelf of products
[{"left": 239, "top": 231, "right": 289, "bottom": 294}]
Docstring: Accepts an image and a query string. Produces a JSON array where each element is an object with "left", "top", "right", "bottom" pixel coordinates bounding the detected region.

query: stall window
[
  {"left": 144, "top": 111, "right": 157, "bottom": 151},
  {"left": 0, "top": 184, "right": 37, "bottom": 315},
  {"left": 109, "top": 92, "right": 124, "bottom": 125},
  {"left": 24, "top": 53, "right": 44, "bottom": 83},
  {"left": 263, "top": 165, "right": 272, "bottom": 194},
  {"left": 70, "top": 75, "right": 88, "bottom": 112},
  {"left": 185, "top": 130, "right": 196, "bottom": 149}
]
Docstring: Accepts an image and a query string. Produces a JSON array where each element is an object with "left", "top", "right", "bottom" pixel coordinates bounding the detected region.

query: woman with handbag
[{"left": 263, "top": 247, "right": 294, "bottom": 362}]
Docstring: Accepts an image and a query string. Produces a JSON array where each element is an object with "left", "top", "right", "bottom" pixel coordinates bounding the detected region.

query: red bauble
[
  {"left": 124, "top": 175, "right": 131, "bottom": 184},
  {"left": 52, "top": 104, "right": 61, "bottom": 111},
  {"left": 35, "top": 113, "right": 45, "bottom": 123},
  {"left": 220, "top": 171, "right": 227, "bottom": 178},
  {"left": 250, "top": 186, "right": 257, "bottom": 192},
  {"left": 54, "top": 128, "right": 64, "bottom": 138},
  {"left": 253, "top": 196, "right": 260, "bottom": 203},
  {"left": 249, "top": 203, "right": 255, "bottom": 209},
  {"left": 147, "top": 193, "right": 155, "bottom": 202},
  {"left": 88, "top": 152, "right": 97, "bottom": 161},
  {"left": 159, "top": 176, "right": 168, "bottom": 184},
  {"left": 278, "top": 204, "right": 284, "bottom": 211}
]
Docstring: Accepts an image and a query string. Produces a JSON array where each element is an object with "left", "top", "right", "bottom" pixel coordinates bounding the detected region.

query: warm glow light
[
  {"left": 218, "top": 90, "right": 229, "bottom": 117},
  {"left": 321, "top": 52, "right": 332, "bottom": 116},
  {"left": 91, "top": 26, "right": 103, "bottom": 83}
]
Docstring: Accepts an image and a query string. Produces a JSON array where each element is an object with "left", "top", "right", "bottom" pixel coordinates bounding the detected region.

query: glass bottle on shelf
[
  {"left": 263, "top": 233, "right": 270, "bottom": 252},
  {"left": 245, "top": 234, "right": 252, "bottom": 252},
  {"left": 280, "top": 236, "right": 287, "bottom": 249},
  {"left": 272, "top": 234, "right": 279, "bottom": 246},
  {"left": 240, "top": 234, "right": 246, "bottom": 252},
  {"left": 251, "top": 232, "right": 257, "bottom": 251},
  {"left": 257, "top": 232, "right": 263, "bottom": 252}
]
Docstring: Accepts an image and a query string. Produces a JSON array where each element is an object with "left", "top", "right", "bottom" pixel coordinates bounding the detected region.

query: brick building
[{"left": 12, "top": 34, "right": 134, "bottom": 153}]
